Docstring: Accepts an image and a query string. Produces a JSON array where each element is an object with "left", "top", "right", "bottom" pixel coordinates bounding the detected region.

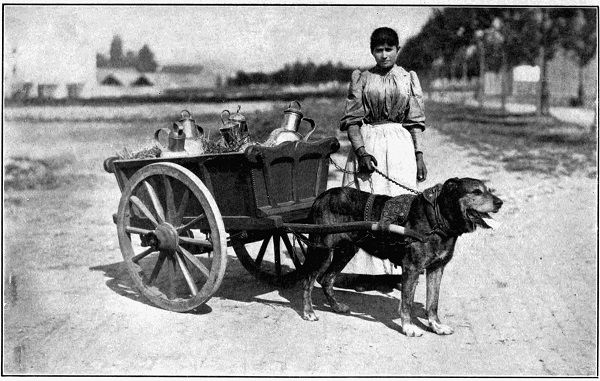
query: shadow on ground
[
  {"left": 90, "top": 257, "right": 427, "bottom": 334},
  {"left": 430, "top": 103, "right": 597, "bottom": 177}
]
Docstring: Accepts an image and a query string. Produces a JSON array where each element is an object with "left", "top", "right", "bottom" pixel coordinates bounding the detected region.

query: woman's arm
[
  {"left": 340, "top": 70, "right": 366, "bottom": 131},
  {"left": 405, "top": 71, "right": 427, "bottom": 182},
  {"left": 348, "top": 124, "right": 377, "bottom": 173},
  {"left": 403, "top": 71, "right": 426, "bottom": 131}
]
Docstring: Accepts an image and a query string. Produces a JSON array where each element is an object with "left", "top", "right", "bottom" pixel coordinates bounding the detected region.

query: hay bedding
[{"left": 115, "top": 134, "right": 256, "bottom": 160}]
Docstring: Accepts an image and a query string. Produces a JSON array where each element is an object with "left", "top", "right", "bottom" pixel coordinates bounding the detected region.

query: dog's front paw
[
  {"left": 401, "top": 323, "right": 424, "bottom": 337},
  {"left": 429, "top": 320, "right": 454, "bottom": 335},
  {"left": 302, "top": 311, "right": 319, "bottom": 321}
]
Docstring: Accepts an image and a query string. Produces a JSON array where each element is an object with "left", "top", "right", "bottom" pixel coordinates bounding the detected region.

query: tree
[
  {"left": 109, "top": 35, "right": 124, "bottom": 66},
  {"left": 136, "top": 44, "right": 157, "bottom": 72},
  {"left": 560, "top": 8, "right": 597, "bottom": 106},
  {"left": 529, "top": 8, "right": 576, "bottom": 115}
]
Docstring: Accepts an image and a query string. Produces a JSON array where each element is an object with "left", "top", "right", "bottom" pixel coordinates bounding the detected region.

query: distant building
[
  {"left": 94, "top": 64, "right": 218, "bottom": 97},
  {"left": 95, "top": 67, "right": 160, "bottom": 97},
  {"left": 155, "top": 64, "right": 219, "bottom": 89}
]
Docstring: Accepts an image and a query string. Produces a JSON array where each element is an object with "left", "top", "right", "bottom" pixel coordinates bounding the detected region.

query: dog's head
[{"left": 440, "top": 177, "right": 503, "bottom": 232}]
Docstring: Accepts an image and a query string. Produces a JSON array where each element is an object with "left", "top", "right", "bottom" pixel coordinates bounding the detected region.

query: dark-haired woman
[{"left": 340, "top": 27, "right": 427, "bottom": 291}]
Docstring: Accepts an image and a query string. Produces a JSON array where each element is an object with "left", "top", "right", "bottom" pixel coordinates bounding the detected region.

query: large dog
[{"left": 302, "top": 177, "right": 503, "bottom": 337}]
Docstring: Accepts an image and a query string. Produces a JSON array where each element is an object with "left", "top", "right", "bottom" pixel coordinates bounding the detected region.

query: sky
[{"left": 4, "top": 5, "right": 433, "bottom": 76}]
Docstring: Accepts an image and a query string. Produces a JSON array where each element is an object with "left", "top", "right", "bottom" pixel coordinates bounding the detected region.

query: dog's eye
[{"left": 472, "top": 189, "right": 483, "bottom": 195}]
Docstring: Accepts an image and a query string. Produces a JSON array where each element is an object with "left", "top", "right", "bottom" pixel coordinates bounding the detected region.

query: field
[{"left": 3, "top": 98, "right": 597, "bottom": 375}]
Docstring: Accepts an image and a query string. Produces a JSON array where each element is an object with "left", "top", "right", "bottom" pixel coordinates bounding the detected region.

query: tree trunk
[
  {"left": 500, "top": 49, "right": 508, "bottom": 112},
  {"left": 591, "top": 101, "right": 598, "bottom": 136},
  {"left": 577, "top": 61, "right": 585, "bottom": 106},
  {"left": 478, "top": 39, "right": 486, "bottom": 109},
  {"left": 537, "top": 45, "right": 550, "bottom": 116}
]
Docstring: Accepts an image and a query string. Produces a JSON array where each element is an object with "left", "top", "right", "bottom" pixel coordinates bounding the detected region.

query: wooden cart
[{"left": 104, "top": 137, "right": 344, "bottom": 312}]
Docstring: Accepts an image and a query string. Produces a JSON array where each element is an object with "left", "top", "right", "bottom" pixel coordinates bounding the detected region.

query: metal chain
[
  {"left": 329, "top": 157, "right": 422, "bottom": 195},
  {"left": 373, "top": 167, "right": 422, "bottom": 195},
  {"left": 329, "top": 156, "right": 357, "bottom": 175}
]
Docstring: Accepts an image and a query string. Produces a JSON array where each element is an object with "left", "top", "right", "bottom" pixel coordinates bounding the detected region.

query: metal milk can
[
  {"left": 154, "top": 123, "right": 188, "bottom": 157},
  {"left": 271, "top": 101, "right": 316, "bottom": 145},
  {"left": 222, "top": 105, "right": 248, "bottom": 136},
  {"left": 175, "top": 110, "right": 204, "bottom": 155}
]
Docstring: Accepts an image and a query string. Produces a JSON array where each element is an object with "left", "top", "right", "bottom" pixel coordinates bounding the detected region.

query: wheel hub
[{"left": 153, "top": 222, "right": 179, "bottom": 250}]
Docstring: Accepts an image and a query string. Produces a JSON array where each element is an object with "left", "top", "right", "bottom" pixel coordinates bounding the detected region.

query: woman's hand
[
  {"left": 416, "top": 151, "right": 427, "bottom": 182},
  {"left": 356, "top": 147, "right": 378, "bottom": 174}
]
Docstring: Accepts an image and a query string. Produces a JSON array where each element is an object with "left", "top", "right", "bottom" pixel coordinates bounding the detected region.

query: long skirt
[{"left": 341, "top": 122, "right": 417, "bottom": 275}]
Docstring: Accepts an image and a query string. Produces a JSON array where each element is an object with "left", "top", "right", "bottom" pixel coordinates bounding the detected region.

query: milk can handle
[
  {"left": 220, "top": 110, "right": 230, "bottom": 124},
  {"left": 181, "top": 110, "right": 192, "bottom": 119},
  {"left": 154, "top": 128, "right": 171, "bottom": 146},
  {"left": 300, "top": 117, "right": 316, "bottom": 141}
]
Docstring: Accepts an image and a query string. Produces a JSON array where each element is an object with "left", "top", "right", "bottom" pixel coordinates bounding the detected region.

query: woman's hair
[{"left": 370, "top": 27, "right": 399, "bottom": 51}]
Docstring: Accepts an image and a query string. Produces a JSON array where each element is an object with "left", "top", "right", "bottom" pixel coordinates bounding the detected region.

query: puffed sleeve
[
  {"left": 339, "top": 69, "right": 366, "bottom": 131},
  {"left": 403, "top": 70, "right": 426, "bottom": 131}
]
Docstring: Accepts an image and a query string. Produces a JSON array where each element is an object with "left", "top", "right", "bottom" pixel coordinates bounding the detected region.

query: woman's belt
[{"left": 370, "top": 120, "right": 404, "bottom": 126}]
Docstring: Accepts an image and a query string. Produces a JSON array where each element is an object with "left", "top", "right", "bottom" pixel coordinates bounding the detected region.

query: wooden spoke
[
  {"left": 177, "top": 246, "right": 210, "bottom": 279},
  {"left": 167, "top": 254, "right": 177, "bottom": 299},
  {"left": 273, "top": 234, "right": 282, "bottom": 277},
  {"left": 143, "top": 180, "right": 165, "bottom": 223},
  {"left": 125, "top": 226, "right": 153, "bottom": 236},
  {"left": 175, "top": 251, "right": 198, "bottom": 296},
  {"left": 174, "top": 189, "right": 190, "bottom": 226},
  {"left": 162, "top": 175, "right": 176, "bottom": 223},
  {"left": 281, "top": 234, "right": 302, "bottom": 269},
  {"left": 255, "top": 236, "right": 270, "bottom": 268},
  {"left": 296, "top": 235, "right": 307, "bottom": 258},
  {"left": 177, "top": 213, "right": 206, "bottom": 233},
  {"left": 179, "top": 236, "right": 213, "bottom": 250},
  {"left": 130, "top": 196, "right": 159, "bottom": 227},
  {"left": 132, "top": 247, "right": 156, "bottom": 263},
  {"left": 148, "top": 250, "right": 167, "bottom": 285}
]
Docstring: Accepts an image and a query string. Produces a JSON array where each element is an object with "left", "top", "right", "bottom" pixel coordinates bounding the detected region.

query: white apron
[{"left": 341, "top": 122, "right": 417, "bottom": 275}]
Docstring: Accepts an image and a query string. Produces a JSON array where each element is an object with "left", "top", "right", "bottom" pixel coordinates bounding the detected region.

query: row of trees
[
  {"left": 397, "top": 8, "right": 597, "bottom": 114},
  {"left": 96, "top": 35, "right": 158, "bottom": 72},
  {"left": 227, "top": 61, "right": 355, "bottom": 87}
]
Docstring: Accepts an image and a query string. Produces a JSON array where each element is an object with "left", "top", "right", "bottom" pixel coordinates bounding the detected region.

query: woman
[{"left": 340, "top": 27, "right": 427, "bottom": 291}]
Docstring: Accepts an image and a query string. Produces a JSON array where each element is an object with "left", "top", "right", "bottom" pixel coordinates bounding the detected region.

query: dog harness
[
  {"left": 364, "top": 183, "right": 460, "bottom": 239},
  {"left": 422, "top": 184, "right": 461, "bottom": 238},
  {"left": 364, "top": 193, "right": 416, "bottom": 225}
]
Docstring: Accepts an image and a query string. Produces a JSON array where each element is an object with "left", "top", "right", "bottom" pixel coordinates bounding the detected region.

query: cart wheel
[
  {"left": 233, "top": 232, "right": 308, "bottom": 287},
  {"left": 116, "top": 162, "right": 227, "bottom": 312}
]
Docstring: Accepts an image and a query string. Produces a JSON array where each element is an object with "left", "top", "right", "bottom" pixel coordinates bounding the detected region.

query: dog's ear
[
  {"left": 441, "top": 177, "right": 464, "bottom": 198},
  {"left": 443, "top": 177, "right": 461, "bottom": 191}
]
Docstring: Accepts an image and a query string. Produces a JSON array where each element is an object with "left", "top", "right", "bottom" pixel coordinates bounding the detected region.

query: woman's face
[{"left": 372, "top": 43, "right": 399, "bottom": 69}]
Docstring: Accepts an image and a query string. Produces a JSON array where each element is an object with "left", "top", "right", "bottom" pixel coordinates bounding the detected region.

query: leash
[
  {"left": 329, "top": 157, "right": 422, "bottom": 195},
  {"left": 330, "top": 157, "right": 458, "bottom": 239}
]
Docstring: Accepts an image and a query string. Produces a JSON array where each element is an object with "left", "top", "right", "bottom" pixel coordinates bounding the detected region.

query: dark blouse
[{"left": 340, "top": 65, "right": 426, "bottom": 131}]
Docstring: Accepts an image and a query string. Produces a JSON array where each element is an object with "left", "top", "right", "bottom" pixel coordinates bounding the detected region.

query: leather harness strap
[
  {"left": 422, "top": 184, "right": 460, "bottom": 238},
  {"left": 363, "top": 183, "right": 459, "bottom": 239},
  {"left": 364, "top": 193, "right": 378, "bottom": 222}
]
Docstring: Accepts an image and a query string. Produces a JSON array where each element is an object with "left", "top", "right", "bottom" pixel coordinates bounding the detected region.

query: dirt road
[{"left": 3, "top": 113, "right": 597, "bottom": 376}]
